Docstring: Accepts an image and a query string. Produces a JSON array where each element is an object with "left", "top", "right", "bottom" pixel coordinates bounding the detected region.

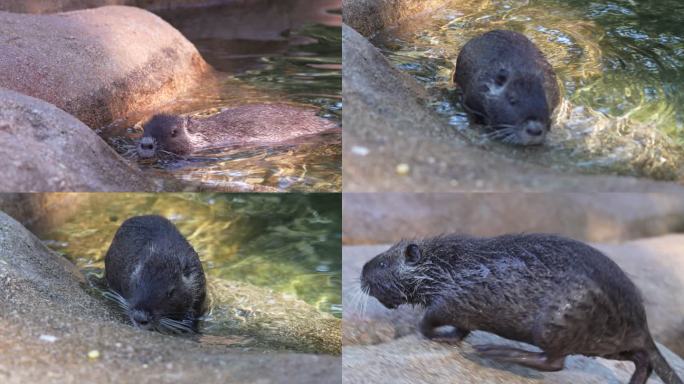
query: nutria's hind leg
[
  {"left": 625, "top": 351, "right": 653, "bottom": 384},
  {"left": 474, "top": 345, "right": 566, "bottom": 372},
  {"left": 419, "top": 307, "right": 470, "bottom": 343}
]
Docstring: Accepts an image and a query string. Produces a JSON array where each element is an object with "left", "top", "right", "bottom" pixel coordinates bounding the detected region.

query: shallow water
[
  {"left": 373, "top": 0, "right": 684, "bottom": 180},
  {"left": 37, "top": 193, "right": 341, "bottom": 353},
  {"left": 103, "top": 2, "right": 342, "bottom": 192}
]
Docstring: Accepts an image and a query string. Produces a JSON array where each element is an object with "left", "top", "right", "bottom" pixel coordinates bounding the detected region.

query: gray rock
[
  {"left": 0, "top": 212, "right": 341, "bottom": 384},
  {"left": 343, "top": 333, "right": 684, "bottom": 384},
  {"left": 0, "top": 88, "right": 157, "bottom": 192},
  {"left": 0, "top": 6, "right": 211, "bottom": 129},
  {"left": 341, "top": 22, "right": 684, "bottom": 192}
]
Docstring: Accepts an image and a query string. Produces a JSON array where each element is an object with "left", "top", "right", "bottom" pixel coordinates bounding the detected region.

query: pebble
[
  {"left": 87, "top": 349, "right": 100, "bottom": 360},
  {"left": 396, "top": 163, "right": 410, "bottom": 176},
  {"left": 39, "top": 334, "right": 58, "bottom": 343},
  {"left": 351, "top": 145, "right": 369, "bottom": 156}
]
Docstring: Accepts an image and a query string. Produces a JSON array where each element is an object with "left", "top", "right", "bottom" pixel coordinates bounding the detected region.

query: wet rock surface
[
  {"left": 0, "top": 212, "right": 341, "bottom": 384},
  {"left": 343, "top": 243, "right": 684, "bottom": 383},
  {"left": 0, "top": 5, "right": 211, "bottom": 129},
  {"left": 342, "top": 0, "right": 449, "bottom": 38},
  {"left": 342, "top": 21, "right": 684, "bottom": 192},
  {"left": 0, "top": 88, "right": 156, "bottom": 192}
]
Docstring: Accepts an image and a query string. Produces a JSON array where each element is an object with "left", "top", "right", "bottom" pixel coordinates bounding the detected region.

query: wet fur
[
  {"left": 455, "top": 30, "right": 560, "bottom": 145},
  {"left": 138, "top": 104, "right": 339, "bottom": 157},
  {"left": 361, "top": 233, "right": 682, "bottom": 384},
  {"left": 104, "top": 215, "right": 207, "bottom": 333}
]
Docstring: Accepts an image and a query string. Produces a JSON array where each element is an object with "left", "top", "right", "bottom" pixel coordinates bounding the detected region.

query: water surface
[
  {"left": 105, "top": 1, "right": 342, "bottom": 192},
  {"left": 373, "top": 0, "right": 684, "bottom": 180},
  {"left": 38, "top": 193, "right": 341, "bottom": 353}
]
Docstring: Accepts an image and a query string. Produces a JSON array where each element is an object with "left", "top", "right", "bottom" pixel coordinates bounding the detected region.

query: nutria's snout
[
  {"left": 137, "top": 136, "right": 157, "bottom": 158},
  {"left": 517, "top": 119, "right": 548, "bottom": 146},
  {"left": 129, "top": 308, "right": 155, "bottom": 330}
]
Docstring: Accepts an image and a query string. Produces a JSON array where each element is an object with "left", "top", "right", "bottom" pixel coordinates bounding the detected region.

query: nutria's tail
[{"left": 648, "top": 338, "right": 683, "bottom": 384}]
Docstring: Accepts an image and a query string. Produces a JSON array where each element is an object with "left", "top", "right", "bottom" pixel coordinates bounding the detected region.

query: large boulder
[
  {"left": 0, "top": 88, "right": 157, "bottom": 191},
  {"left": 0, "top": 6, "right": 211, "bottom": 129},
  {"left": 0, "top": 212, "right": 341, "bottom": 383},
  {"left": 342, "top": 0, "right": 448, "bottom": 37},
  {"left": 341, "top": 23, "right": 684, "bottom": 192}
]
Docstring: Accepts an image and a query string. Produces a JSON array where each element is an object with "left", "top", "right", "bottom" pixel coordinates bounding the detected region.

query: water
[
  {"left": 372, "top": 0, "right": 684, "bottom": 180},
  {"left": 37, "top": 193, "right": 341, "bottom": 353},
  {"left": 104, "top": 1, "right": 342, "bottom": 192}
]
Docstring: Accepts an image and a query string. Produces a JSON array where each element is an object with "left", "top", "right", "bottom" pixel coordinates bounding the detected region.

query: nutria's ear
[{"left": 405, "top": 244, "right": 421, "bottom": 264}]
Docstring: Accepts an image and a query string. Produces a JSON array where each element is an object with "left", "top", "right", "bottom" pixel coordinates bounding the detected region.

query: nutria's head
[
  {"left": 137, "top": 114, "right": 192, "bottom": 158},
  {"left": 478, "top": 69, "right": 551, "bottom": 145},
  {"left": 122, "top": 244, "right": 206, "bottom": 333},
  {"left": 361, "top": 241, "right": 429, "bottom": 309}
]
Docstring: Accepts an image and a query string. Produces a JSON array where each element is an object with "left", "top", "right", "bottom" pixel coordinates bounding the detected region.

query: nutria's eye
[
  {"left": 508, "top": 95, "right": 518, "bottom": 105},
  {"left": 171, "top": 129, "right": 178, "bottom": 138},
  {"left": 379, "top": 261, "right": 387, "bottom": 268},
  {"left": 167, "top": 287, "right": 176, "bottom": 298},
  {"left": 405, "top": 244, "right": 422, "bottom": 264}
]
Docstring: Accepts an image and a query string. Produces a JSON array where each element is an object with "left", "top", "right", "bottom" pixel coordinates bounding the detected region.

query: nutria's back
[
  {"left": 104, "top": 215, "right": 206, "bottom": 333},
  {"left": 188, "top": 103, "right": 339, "bottom": 144},
  {"left": 454, "top": 30, "right": 560, "bottom": 145}
]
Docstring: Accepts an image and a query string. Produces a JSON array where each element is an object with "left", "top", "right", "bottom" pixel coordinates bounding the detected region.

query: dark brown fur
[
  {"left": 455, "top": 30, "right": 560, "bottom": 145},
  {"left": 361, "top": 233, "right": 682, "bottom": 384}
]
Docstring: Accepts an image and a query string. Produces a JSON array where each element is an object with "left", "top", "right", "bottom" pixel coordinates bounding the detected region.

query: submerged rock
[
  {"left": 0, "top": 211, "right": 340, "bottom": 383},
  {"left": 0, "top": 5, "right": 211, "bottom": 129},
  {"left": 0, "top": 88, "right": 156, "bottom": 192}
]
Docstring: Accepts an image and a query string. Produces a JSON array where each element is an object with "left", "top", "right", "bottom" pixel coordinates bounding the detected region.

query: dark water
[
  {"left": 38, "top": 193, "right": 341, "bottom": 351},
  {"left": 373, "top": 0, "right": 684, "bottom": 180},
  {"left": 106, "top": 1, "right": 342, "bottom": 192}
]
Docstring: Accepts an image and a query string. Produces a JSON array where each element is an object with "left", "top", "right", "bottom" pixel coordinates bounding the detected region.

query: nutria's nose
[
  {"left": 140, "top": 143, "right": 154, "bottom": 150},
  {"left": 524, "top": 120, "right": 544, "bottom": 136},
  {"left": 131, "top": 310, "right": 151, "bottom": 327}
]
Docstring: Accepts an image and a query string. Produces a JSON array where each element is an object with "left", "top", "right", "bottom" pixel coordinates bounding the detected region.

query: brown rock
[
  {"left": 342, "top": 0, "right": 449, "bottom": 37},
  {"left": 0, "top": 88, "right": 158, "bottom": 191},
  {"left": 0, "top": 6, "right": 211, "bottom": 129}
]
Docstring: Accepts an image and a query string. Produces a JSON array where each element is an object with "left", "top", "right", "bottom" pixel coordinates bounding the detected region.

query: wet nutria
[
  {"left": 361, "top": 233, "right": 682, "bottom": 384},
  {"left": 104, "top": 215, "right": 207, "bottom": 333},
  {"left": 454, "top": 30, "right": 560, "bottom": 145},
  {"left": 137, "top": 103, "right": 339, "bottom": 158}
]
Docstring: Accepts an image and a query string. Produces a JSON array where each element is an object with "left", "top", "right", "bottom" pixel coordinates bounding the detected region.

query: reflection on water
[
  {"left": 104, "top": 1, "right": 342, "bottom": 192},
  {"left": 37, "top": 193, "right": 341, "bottom": 353},
  {"left": 373, "top": 0, "right": 684, "bottom": 180}
]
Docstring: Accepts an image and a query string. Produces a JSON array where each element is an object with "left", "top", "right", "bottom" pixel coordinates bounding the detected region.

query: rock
[
  {"left": 0, "top": 1, "right": 226, "bottom": 14},
  {"left": 342, "top": 193, "right": 684, "bottom": 244},
  {"left": 343, "top": 333, "right": 684, "bottom": 384},
  {"left": 0, "top": 6, "right": 211, "bottom": 129},
  {"left": 342, "top": 0, "right": 447, "bottom": 38},
  {"left": 341, "top": 23, "right": 684, "bottom": 192},
  {"left": 0, "top": 193, "right": 88, "bottom": 231},
  {"left": 0, "top": 212, "right": 340, "bottom": 383},
  {"left": 0, "top": 88, "right": 158, "bottom": 192},
  {"left": 343, "top": 241, "right": 684, "bottom": 360},
  {"left": 208, "top": 279, "right": 342, "bottom": 355}
]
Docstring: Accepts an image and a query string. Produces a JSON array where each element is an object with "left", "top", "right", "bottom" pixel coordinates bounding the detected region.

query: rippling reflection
[
  {"left": 104, "top": 2, "right": 342, "bottom": 191},
  {"left": 373, "top": 0, "right": 684, "bottom": 180},
  {"left": 37, "top": 193, "right": 342, "bottom": 321}
]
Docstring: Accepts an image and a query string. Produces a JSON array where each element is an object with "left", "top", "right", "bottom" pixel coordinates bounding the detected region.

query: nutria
[
  {"left": 361, "top": 233, "right": 682, "bottom": 384},
  {"left": 104, "top": 215, "right": 207, "bottom": 333},
  {"left": 137, "top": 103, "right": 339, "bottom": 158},
  {"left": 454, "top": 30, "right": 560, "bottom": 145}
]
